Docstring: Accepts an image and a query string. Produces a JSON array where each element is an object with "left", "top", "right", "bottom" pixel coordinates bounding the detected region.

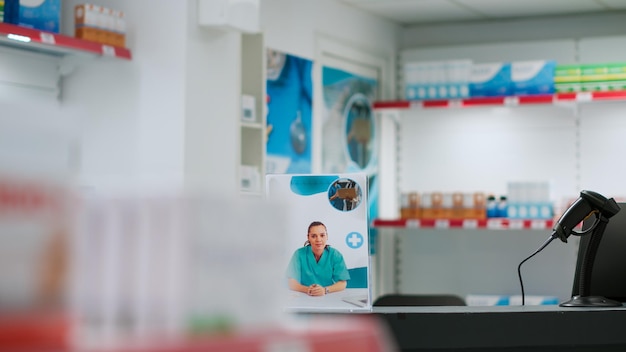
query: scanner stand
[{"left": 560, "top": 215, "right": 622, "bottom": 307}]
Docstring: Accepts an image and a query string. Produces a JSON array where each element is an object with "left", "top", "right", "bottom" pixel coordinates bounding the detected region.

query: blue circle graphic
[{"left": 345, "top": 232, "right": 364, "bottom": 249}]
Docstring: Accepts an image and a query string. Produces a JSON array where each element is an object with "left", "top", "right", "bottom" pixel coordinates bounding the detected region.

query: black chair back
[{"left": 373, "top": 294, "right": 466, "bottom": 306}]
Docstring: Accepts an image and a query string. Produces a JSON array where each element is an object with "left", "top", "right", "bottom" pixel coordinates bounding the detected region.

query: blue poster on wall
[
  {"left": 321, "top": 66, "right": 379, "bottom": 253},
  {"left": 266, "top": 49, "right": 313, "bottom": 174}
]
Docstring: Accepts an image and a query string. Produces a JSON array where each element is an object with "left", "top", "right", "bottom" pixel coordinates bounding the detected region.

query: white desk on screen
[{"left": 284, "top": 288, "right": 371, "bottom": 313}]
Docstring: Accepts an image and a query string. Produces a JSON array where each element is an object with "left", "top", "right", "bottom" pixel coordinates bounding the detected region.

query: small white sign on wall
[{"left": 240, "top": 94, "right": 256, "bottom": 123}]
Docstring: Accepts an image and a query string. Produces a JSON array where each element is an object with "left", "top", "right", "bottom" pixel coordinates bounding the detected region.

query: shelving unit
[
  {"left": 368, "top": 90, "right": 623, "bottom": 301},
  {"left": 76, "top": 316, "right": 391, "bottom": 352},
  {"left": 0, "top": 23, "right": 131, "bottom": 98},
  {"left": 0, "top": 311, "right": 72, "bottom": 351},
  {"left": 0, "top": 313, "right": 391, "bottom": 352},
  {"left": 0, "top": 22, "right": 131, "bottom": 61},
  {"left": 239, "top": 33, "right": 266, "bottom": 195},
  {"left": 371, "top": 89, "right": 626, "bottom": 227},
  {"left": 370, "top": 80, "right": 626, "bottom": 301}
]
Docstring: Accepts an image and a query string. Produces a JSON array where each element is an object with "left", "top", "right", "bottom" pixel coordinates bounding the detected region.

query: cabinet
[{"left": 239, "top": 33, "right": 265, "bottom": 195}]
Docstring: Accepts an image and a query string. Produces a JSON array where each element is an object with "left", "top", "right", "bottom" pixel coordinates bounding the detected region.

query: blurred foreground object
[
  {"left": 71, "top": 192, "right": 289, "bottom": 349},
  {"left": 0, "top": 104, "right": 78, "bottom": 350},
  {"left": 0, "top": 176, "right": 73, "bottom": 351}
]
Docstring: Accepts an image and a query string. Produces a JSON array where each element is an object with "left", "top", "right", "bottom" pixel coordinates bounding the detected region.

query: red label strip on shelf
[
  {"left": 373, "top": 91, "right": 626, "bottom": 110},
  {"left": 591, "top": 90, "right": 626, "bottom": 101},
  {"left": 0, "top": 23, "right": 131, "bottom": 60},
  {"left": 372, "top": 218, "right": 554, "bottom": 230}
]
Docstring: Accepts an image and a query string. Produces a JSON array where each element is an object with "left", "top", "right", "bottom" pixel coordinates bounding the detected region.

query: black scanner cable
[
  {"left": 517, "top": 234, "right": 556, "bottom": 306},
  {"left": 517, "top": 211, "right": 601, "bottom": 306}
]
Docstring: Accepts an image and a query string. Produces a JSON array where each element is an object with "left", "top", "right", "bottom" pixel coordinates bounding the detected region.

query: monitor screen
[{"left": 573, "top": 202, "right": 626, "bottom": 302}]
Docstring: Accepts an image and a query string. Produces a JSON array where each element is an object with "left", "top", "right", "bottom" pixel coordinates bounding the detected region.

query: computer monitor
[{"left": 571, "top": 202, "right": 626, "bottom": 302}]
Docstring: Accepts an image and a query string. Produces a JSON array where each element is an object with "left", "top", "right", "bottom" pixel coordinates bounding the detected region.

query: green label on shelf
[
  {"left": 555, "top": 64, "right": 581, "bottom": 76},
  {"left": 555, "top": 82, "right": 581, "bottom": 93},
  {"left": 554, "top": 64, "right": 581, "bottom": 83}
]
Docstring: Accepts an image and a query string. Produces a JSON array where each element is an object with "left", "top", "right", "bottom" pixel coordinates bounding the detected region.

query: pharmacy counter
[{"left": 370, "top": 304, "right": 626, "bottom": 351}]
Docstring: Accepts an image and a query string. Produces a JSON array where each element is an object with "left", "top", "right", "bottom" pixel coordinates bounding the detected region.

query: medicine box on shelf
[
  {"left": 2, "top": 0, "right": 61, "bottom": 33},
  {"left": 75, "top": 3, "right": 126, "bottom": 48},
  {"left": 469, "top": 62, "right": 512, "bottom": 97}
]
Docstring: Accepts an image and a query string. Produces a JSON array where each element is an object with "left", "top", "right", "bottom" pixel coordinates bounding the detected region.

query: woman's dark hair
[
  {"left": 308, "top": 221, "right": 326, "bottom": 233},
  {"left": 304, "top": 221, "right": 329, "bottom": 247}
]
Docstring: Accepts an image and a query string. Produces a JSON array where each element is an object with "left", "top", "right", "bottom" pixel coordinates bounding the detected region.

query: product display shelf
[
  {"left": 372, "top": 217, "right": 554, "bottom": 230},
  {"left": 373, "top": 90, "right": 626, "bottom": 110},
  {"left": 81, "top": 316, "right": 392, "bottom": 352},
  {"left": 0, "top": 22, "right": 131, "bottom": 60},
  {"left": 0, "top": 310, "right": 73, "bottom": 351},
  {"left": 0, "top": 313, "right": 392, "bottom": 352}
]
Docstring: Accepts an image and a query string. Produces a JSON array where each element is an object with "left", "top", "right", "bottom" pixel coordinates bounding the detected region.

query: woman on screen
[{"left": 286, "top": 221, "right": 350, "bottom": 296}]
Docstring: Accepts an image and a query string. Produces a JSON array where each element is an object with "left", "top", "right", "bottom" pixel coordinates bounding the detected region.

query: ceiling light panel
[
  {"left": 455, "top": 0, "right": 607, "bottom": 18},
  {"left": 346, "top": 0, "right": 487, "bottom": 24},
  {"left": 597, "top": 0, "right": 626, "bottom": 10}
]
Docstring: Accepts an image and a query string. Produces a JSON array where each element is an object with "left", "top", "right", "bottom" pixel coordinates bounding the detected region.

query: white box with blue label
[
  {"left": 465, "top": 294, "right": 510, "bottom": 306},
  {"left": 3, "top": 0, "right": 61, "bottom": 33},
  {"left": 511, "top": 60, "right": 556, "bottom": 96},
  {"left": 469, "top": 62, "right": 512, "bottom": 97},
  {"left": 509, "top": 295, "right": 559, "bottom": 306},
  {"left": 405, "top": 60, "right": 472, "bottom": 100},
  {"left": 445, "top": 59, "right": 472, "bottom": 99},
  {"left": 467, "top": 294, "right": 558, "bottom": 306},
  {"left": 506, "top": 181, "right": 553, "bottom": 219},
  {"left": 404, "top": 61, "right": 445, "bottom": 100}
]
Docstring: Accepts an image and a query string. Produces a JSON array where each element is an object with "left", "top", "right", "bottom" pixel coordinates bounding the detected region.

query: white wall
[
  {"left": 261, "top": 0, "right": 399, "bottom": 64},
  {"left": 0, "top": 0, "right": 398, "bottom": 197},
  {"left": 401, "top": 11, "right": 626, "bottom": 48},
  {"left": 399, "top": 105, "right": 579, "bottom": 200},
  {"left": 61, "top": 0, "right": 188, "bottom": 193},
  {"left": 0, "top": 0, "right": 401, "bottom": 212},
  {"left": 401, "top": 39, "right": 577, "bottom": 65},
  {"left": 183, "top": 2, "right": 242, "bottom": 196}
]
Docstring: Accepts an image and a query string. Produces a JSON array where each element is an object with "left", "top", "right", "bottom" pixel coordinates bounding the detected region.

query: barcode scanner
[
  {"left": 518, "top": 190, "right": 621, "bottom": 306},
  {"left": 552, "top": 190, "right": 621, "bottom": 243}
]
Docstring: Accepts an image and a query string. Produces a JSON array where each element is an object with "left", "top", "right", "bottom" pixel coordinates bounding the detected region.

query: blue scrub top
[{"left": 287, "top": 246, "right": 350, "bottom": 287}]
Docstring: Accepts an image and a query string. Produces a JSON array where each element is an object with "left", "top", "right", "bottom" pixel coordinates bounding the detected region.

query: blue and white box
[
  {"left": 468, "top": 294, "right": 558, "bottom": 306},
  {"left": 404, "top": 61, "right": 443, "bottom": 100},
  {"left": 3, "top": 0, "right": 61, "bottom": 33},
  {"left": 469, "top": 62, "right": 512, "bottom": 97},
  {"left": 466, "top": 294, "right": 510, "bottom": 306},
  {"left": 507, "top": 181, "right": 553, "bottom": 220},
  {"left": 404, "top": 60, "right": 472, "bottom": 100},
  {"left": 446, "top": 59, "right": 472, "bottom": 99},
  {"left": 511, "top": 60, "right": 556, "bottom": 96},
  {"left": 509, "top": 295, "right": 559, "bottom": 306}
]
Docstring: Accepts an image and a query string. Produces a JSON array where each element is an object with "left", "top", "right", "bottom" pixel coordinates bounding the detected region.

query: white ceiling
[{"left": 337, "top": 0, "right": 626, "bottom": 25}]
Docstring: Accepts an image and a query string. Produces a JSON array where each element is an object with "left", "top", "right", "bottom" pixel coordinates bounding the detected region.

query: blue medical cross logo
[{"left": 345, "top": 232, "right": 364, "bottom": 249}]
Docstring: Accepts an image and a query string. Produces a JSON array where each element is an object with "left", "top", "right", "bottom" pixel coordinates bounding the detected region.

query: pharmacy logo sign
[{"left": 345, "top": 232, "right": 364, "bottom": 249}]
